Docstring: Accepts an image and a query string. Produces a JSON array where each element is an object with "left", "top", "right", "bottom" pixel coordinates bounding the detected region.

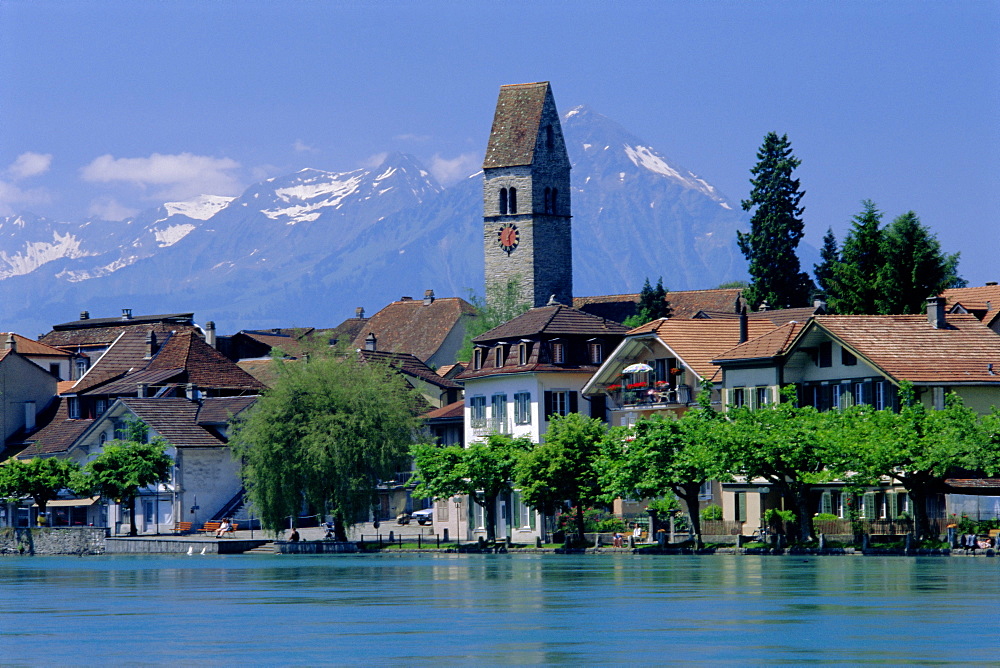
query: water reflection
[{"left": 1, "top": 555, "right": 996, "bottom": 664}]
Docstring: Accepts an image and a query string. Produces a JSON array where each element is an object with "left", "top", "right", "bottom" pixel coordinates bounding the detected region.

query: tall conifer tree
[
  {"left": 813, "top": 228, "right": 839, "bottom": 302},
  {"left": 877, "top": 211, "right": 965, "bottom": 314},
  {"left": 828, "top": 200, "right": 885, "bottom": 314},
  {"left": 738, "top": 132, "right": 813, "bottom": 309}
]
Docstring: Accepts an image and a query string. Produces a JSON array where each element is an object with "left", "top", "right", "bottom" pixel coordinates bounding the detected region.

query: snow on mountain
[
  {"left": 163, "top": 194, "right": 235, "bottom": 221},
  {"left": 0, "top": 228, "right": 92, "bottom": 279}
]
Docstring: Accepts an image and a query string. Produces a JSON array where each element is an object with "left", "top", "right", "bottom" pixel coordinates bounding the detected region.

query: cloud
[
  {"left": 80, "top": 152, "right": 243, "bottom": 200},
  {"left": 429, "top": 152, "right": 481, "bottom": 186},
  {"left": 360, "top": 152, "right": 388, "bottom": 168},
  {"left": 293, "top": 139, "right": 318, "bottom": 153},
  {"left": 87, "top": 197, "right": 139, "bottom": 221},
  {"left": 0, "top": 181, "right": 51, "bottom": 216},
  {"left": 7, "top": 152, "right": 53, "bottom": 179}
]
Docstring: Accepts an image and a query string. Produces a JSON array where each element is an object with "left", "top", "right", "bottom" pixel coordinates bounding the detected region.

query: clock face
[{"left": 498, "top": 223, "right": 519, "bottom": 254}]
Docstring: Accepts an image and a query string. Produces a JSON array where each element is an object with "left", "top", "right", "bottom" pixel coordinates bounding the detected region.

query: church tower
[{"left": 483, "top": 81, "right": 572, "bottom": 309}]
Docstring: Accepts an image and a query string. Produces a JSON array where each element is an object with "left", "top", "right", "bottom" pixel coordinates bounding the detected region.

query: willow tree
[{"left": 230, "top": 348, "right": 423, "bottom": 539}]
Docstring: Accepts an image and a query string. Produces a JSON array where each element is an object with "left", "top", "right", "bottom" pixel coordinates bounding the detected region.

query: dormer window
[
  {"left": 494, "top": 345, "right": 505, "bottom": 369},
  {"left": 551, "top": 342, "right": 565, "bottom": 364},
  {"left": 474, "top": 348, "right": 483, "bottom": 370},
  {"left": 518, "top": 342, "right": 529, "bottom": 365},
  {"left": 588, "top": 342, "right": 603, "bottom": 364},
  {"left": 67, "top": 397, "right": 80, "bottom": 419},
  {"left": 499, "top": 188, "right": 508, "bottom": 215}
]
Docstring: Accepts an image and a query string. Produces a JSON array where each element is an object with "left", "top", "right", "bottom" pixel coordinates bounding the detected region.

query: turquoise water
[{"left": 1, "top": 554, "right": 997, "bottom": 665}]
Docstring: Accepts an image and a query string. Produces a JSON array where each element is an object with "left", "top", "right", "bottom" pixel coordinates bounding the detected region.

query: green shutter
[
  {"left": 863, "top": 492, "right": 876, "bottom": 520},
  {"left": 736, "top": 492, "right": 747, "bottom": 522}
]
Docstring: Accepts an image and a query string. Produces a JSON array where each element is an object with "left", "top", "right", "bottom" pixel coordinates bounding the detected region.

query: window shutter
[
  {"left": 569, "top": 392, "right": 578, "bottom": 414},
  {"left": 821, "top": 492, "right": 832, "bottom": 515},
  {"left": 863, "top": 492, "right": 876, "bottom": 520},
  {"left": 544, "top": 391, "right": 553, "bottom": 421},
  {"left": 736, "top": 492, "right": 747, "bottom": 522}
]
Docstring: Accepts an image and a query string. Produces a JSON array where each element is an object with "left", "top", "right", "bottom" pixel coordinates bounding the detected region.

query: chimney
[
  {"left": 927, "top": 296, "right": 947, "bottom": 329},
  {"left": 137, "top": 383, "right": 148, "bottom": 398},
  {"left": 80, "top": 310, "right": 90, "bottom": 320},
  {"left": 4, "top": 333, "right": 16, "bottom": 352},
  {"left": 204, "top": 321, "right": 216, "bottom": 348},
  {"left": 423, "top": 289, "right": 435, "bottom": 306},
  {"left": 24, "top": 401, "right": 36, "bottom": 432},
  {"left": 121, "top": 308, "right": 133, "bottom": 321},
  {"left": 185, "top": 383, "right": 199, "bottom": 400},
  {"left": 365, "top": 332, "right": 377, "bottom": 352},
  {"left": 739, "top": 307, "right": 748, "bottom": 344},
  {"left": 355, "top": 307, "right": 365, "bottom": 319},
  {"left": 144, "top": 331, "right": 157, "bottom": 359},
  {"left": 758, "top": 301, "right": 770, "bottom": 312},
  {"left": 813, "top": 298, "right": 827, "bottom": 311}
]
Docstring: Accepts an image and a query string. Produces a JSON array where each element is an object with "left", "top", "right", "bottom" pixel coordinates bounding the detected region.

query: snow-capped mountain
[{"left": 0, "top": 111, "right": 750, "bottom": 336}]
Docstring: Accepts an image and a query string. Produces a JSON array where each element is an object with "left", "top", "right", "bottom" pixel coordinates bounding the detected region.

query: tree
[
  {"left": 598, "top": 385, "right": 726, "bottom": 545},
  {"left": 516, "top": 413, "right": 606, "bottom": 543},
  {"left": 458, "top": 276, "right": 531, "bottom": 361},
  {"left": 876, "top": 211, "right": 965, "bottom": 314},
  {"left": 826, "top": 200, "right": 885, "bottom": 314},
  {"left": 230, "top": 347, "right": 423, "bottom": 539},
  {"left": 623, "top": 277, "right": 672, "bottom": 328},
  {"left": 719, "top": 389, "right": 834, "bottom": 541},
  {"left": 841, "top": 384, "right": 989, "bottom": 541},
  {"left": 76, "top": 424, "right": 172, "bottom": 536},
  {"left": 0, "top": 457, "right": 79, "bottom": 519},
  {"left": 813, "top": 228, "right": 839, "bottom": 303},
  {"left": 411, "top": 434, "right": 532, "bottom": 543},
  {"left": 738, "top": 132, "right": 814, "bottom": 310}
]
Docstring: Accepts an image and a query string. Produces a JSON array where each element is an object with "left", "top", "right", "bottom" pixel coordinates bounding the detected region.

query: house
[
  {"left": 1, "top": 333, "right": 76, "bottom": 380},
  {"left": 435, "top": 303, "right": 627, "bottom": 542},
  {"left": 710, "top": 297, "right": 1000, "bottom": 533},
  {"left": 573, "top": 288, "right": 747, "bottom": 323},
  {"left": 0, "top": 343, "right": 59, "bottom": 456},
  {"left": 942, "top": 283, "right": 1000, "bottom": 335}
]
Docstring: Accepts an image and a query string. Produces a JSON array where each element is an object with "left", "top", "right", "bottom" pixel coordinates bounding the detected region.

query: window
[
  {"left": 75, "top": 359, "right": 88, "bottom": 380},
  {"left": 551, "top": 342, "right": 565, "bottom": 364},
  {"left": 499, "top": 188, "right": 508, "bottom": 215},
  {"left": 545, "top": 125, "right": 554, "bottom": 151},
  {"left": 818, "top": 341, "right": 833, "bottom": 367},
  {"left": 588, "top": 342, "right": 602, "bottom": 365},
  {"left": 732, "top": 388, "right": 745, "bottom": 408},
  {"left": 67, "top": 398, "right": 80, "bottom": 419},
  {"left": 543, "top": 187, "right": 552, "bottom": 214},
  {"left": 699, "top": 481, "right": 713, "bottom": 500},
  {"left": 832, "top": 384, "right": 843, "bottom": 409},
  {"left": 49, "top": 363, "right": 61, "bottom": 379},
  {"left": 518, "top": 342, "right": 529, "bottom": 366},
  {"left": 99, "top": 432, "right": 108, "bottom": 445},
  {"left": 734, "top": 492, "right": 747, "bottom": 522},
  {"left": 544, "top": 390, "right": 577, "bottom": 420},
  {"left": 841, "top": 347, "right": 857, "bottom": 366},
  {"left": 491, "top": 393, "right": 507, "bottom": 422},
  {"left": 95, "top": 398, "right": 107, "bottom": 417},
  {"left": 494, "top": 345, "right": 505, "bottom": 368},
  {"left": 470, "top": 396, "right": 486, "bottom": 427},
  {"left": 513, "top": 491, "right": 536, "bottom": 530},
  {"left": 551, "top": 188, "right": 557, "bottom": 215},
  {"left": 853, "top": 381, "right": 871, "bottom": 406},
  {"left": 508, "top": 187, "right": 517, "bottom": 214},
  {"left": 873, "top": 381, "right": 890, "bottom": 410},
  {"left": 820, "top": 491, "right": 844, "bottom": 518},
  {"left": 755, "top": 387, "right": 770, "bottom": 407},
  {"left": 514, "top": 392, "right": 531, "bottom": 425},
  {"left": 473, "top": 348, "right": 483, "bottom": 370}
]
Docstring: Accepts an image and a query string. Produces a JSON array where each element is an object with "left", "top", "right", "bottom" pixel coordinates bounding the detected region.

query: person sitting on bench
[{"left": 215, "top": 518, "right": 233, "bottom": 538}]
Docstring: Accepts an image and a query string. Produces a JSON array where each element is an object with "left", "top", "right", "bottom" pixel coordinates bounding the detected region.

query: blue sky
[{"left": 2, "top": 1, "right": 998, "bottom": 284}]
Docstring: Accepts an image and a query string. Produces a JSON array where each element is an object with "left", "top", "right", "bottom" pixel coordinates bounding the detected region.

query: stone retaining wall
[
  {"left": 275, "top": 541, "right": 358, "bottom": 554},
  {"left": 105, "top": 538, "right": 267, "bottom": 554},
  {"left": 0, "top": 527, "right": 107, "bottom": 556}
]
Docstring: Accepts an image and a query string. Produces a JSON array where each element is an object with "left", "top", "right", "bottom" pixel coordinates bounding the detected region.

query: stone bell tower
[{"left": 483, "top": 81, "right": 572, "bottom": 309}]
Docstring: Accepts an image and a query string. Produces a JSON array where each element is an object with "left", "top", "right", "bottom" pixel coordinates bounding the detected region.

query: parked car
[{"left": 411, "top": 508, "right": 434, "bottom": 525}]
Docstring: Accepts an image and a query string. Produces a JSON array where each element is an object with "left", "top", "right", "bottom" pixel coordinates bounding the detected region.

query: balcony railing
[
  {"left": 472, "top": 417, "right": 512, "bottom": 437},
  {"left": 607, "top": 385, "right": 692, "bottom": 409}
]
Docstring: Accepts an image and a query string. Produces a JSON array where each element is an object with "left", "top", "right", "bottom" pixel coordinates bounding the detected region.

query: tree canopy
[
  {"left": 738, "top": 132, "right": 814, "bottom": 310},
  {"left": 623, "top": 277, "right": 672, "bottom": 328},
  {"left": 0, "top": 457, "right": 79, "bottom": 516},
  {"left": 230, "top": 347, "right": 424, "bottom": 538},
  {"left": 412, "top": 434, "right": 532, "bottom": 543},
  {"left": 458, "top": 276, "right": 531, "bottom": 361}
]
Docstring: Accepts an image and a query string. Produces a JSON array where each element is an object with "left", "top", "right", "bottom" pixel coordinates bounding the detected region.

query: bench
[
  {"left": 173, "top": 521, "right": 193, "bottom": 534},
  {"left": 200, "top": 521, "right": 238, "bottom": 537}
]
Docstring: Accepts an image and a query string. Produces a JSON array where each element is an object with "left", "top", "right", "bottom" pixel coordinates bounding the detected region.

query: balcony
[
  {"left": 606, "top": 384, "right": 692, "bottom": 409},
  {"left": 472, "top": 417, "right": 513, "bottom": 437}
]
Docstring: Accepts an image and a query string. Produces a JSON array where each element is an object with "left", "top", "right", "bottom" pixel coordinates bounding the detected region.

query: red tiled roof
[
  {"left": 422, "top": 400, "right": 464, "bottom": 420},
  {"left": 196, "top": 396, "right": 258, "bottom": 424},
  {"left": 350, "top": 297, "right": 475, "bottom": 363},
  {"left": 942, "top": 285, "right": 1000, "bottom": 327},
  {"left": 1, "top": 334, "right": 73, "bottom": 357},
  {"left": 358, "top": 350, "right": 460, "bottom": 390},
  {"left": 574, "top": 288, "right": 746, "bottom": 324},
  {"left": 120, "top": 398, "right": 224, "bottom": 448},
  {"left": 474, "top": 304, "right": 627, "bottom": 343},
  {"left": 145, "top": 331, "right": 266, "bottom": 391},
  {"left": 483, "top": 82, "right": 550, "bottom": 169},
  {"left": 40, "top": 315, "right": 198, "bottom": 349},
  {"left": 713, "top": 322, "right": 805, "bottom": 362},
  {"left": 16, "top": 399, "right": 93, "bottom": 458},
  {"left": 814, "top": 313, "right": 1000, "bottom": 384}
]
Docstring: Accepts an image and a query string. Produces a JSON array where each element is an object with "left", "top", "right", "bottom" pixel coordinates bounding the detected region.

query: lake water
[{"left": 1, "top": 554, "right": 997, "bottom": 665}]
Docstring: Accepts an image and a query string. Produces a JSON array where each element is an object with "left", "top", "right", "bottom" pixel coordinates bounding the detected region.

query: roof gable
[
  {"left": 474, "top": 304, "right": 627, "bottom": 343},
  {"left": 484, "top": 82, "right": 559, "bottom": 169},
  {"left": 350, "top": 297, "right": 475, "bottom": 362}
]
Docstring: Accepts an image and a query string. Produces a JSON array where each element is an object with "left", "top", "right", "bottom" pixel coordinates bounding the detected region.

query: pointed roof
[
  {"left": 0, "top": 334, "right": 73, "bottom": 358},
  {"left": 484, "top": 82, "right": 558, "bottom": 169},
  {"left": 713, "top": 321, "right": 805, "bottom": 362},
  {"left": 473, "top": 304, "right": 627, "bottom": 343},
  {"left": 942, "top": 284, "right": 1000, "bottom": 327},
  {"left": 349, "top": 296, "right": 475, "bottom": 363}
]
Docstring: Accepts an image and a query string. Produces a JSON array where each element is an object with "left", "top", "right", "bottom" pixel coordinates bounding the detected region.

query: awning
[{"left": 38, "top": 497, "right": 101, "bottom": 508}]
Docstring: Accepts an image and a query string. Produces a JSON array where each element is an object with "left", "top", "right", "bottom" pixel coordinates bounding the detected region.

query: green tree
[
  {"left": 826, "top": 200, "right": 885, "bottom": 314},
  {"left": 516, "top": 413, "right": 607, "bottom": 544},
  {"left": 598, "top": 386, "right": 726, "bottom": 545},
  {"left": 230, "top": 347, "right": 423, "bottom": 539},
  {"left": 876, "top": 211, "right": 965, "bottom": 314},
  {"left": 411, "top": 434, "right": 532, "bottom": 543},
  {"left": 458, "top": 276, "right": 531, "bottom": 361},
  {"left": 0, "top": 457, "right": 79, "bottom": 518},
  {"left": 623, "top": 277, "right": 672, "bottom": 328},
  {"left": 813, "top": 227, "right": 839, "bottom": 303},
  {"left": 76, "top": 425, "right": 172, "bottom": 536},
  {"left": 842, "top": 384, "right": 989, "bottom": 541},
  {"left": 719, "top": 389, "right": 834, "bottom": 541},
  {"left": 738, "top": 132, "right": 814, "bottom": 310}
]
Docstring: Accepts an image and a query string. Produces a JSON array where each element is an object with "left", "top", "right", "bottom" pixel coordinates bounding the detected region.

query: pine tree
[
  {"left": 624, "top": 277, "right": 672, "bottom": 327},
  {"left": 828, "top": 200, "right": 885, "bottom": 314},
  {"left": 738, "top": 132, "right": 814, "bottom": 310},
  {"left": 877, "top": 211, "right": 965, "bottom": 314},
  {"left": 813, "top": 228, "right": 839, "bottom": 302}
]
